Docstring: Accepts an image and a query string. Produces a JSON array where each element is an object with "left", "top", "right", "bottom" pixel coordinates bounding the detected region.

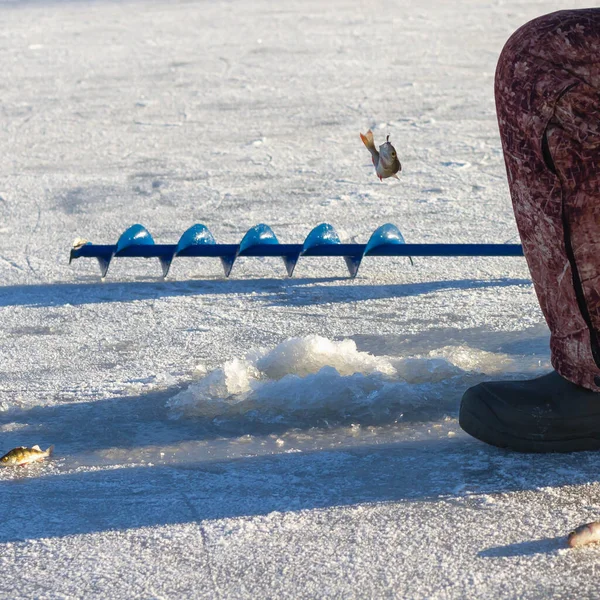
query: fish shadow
[{"left": 479, "top": 536, "right": 565, "bottom": 557}]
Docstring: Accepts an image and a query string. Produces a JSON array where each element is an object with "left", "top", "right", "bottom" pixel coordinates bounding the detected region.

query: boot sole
[{"left": 459, "top": 403, "right": 600, "bottom": 453}]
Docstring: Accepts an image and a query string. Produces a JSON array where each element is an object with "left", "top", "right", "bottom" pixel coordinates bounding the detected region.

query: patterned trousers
[{"left": 497, "top": 9, "right": 600, "bottom": 390}]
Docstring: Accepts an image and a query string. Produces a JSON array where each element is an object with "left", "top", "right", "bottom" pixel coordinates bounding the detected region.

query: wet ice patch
[
  {"left": 393, "top": 355, "right": 461, "bottom": 384},
  {"left": 434, "top": 345, "right": 542, "bottom": 374},
  {"left": 167, "top": 335, "right": 549, "bottom": 425}
]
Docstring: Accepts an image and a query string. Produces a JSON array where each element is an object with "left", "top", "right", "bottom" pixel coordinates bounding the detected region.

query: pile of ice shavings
[{"left": 167, "top": 335, "right": 550, "bottom": 426}]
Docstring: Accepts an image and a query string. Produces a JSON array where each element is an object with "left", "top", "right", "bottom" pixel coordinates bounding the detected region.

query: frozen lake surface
[{"left": 1, "top": 0, "right": 599, "bottom": 597}]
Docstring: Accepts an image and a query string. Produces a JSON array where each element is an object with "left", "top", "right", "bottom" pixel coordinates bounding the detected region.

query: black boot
[{"left": 459, "top": 371, "right": 600, "bottom": 452}]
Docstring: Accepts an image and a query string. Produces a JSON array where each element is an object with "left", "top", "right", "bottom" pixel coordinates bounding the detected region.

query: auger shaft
[{"left": 69, "top": 223, "right": 524, "bottom": 279}]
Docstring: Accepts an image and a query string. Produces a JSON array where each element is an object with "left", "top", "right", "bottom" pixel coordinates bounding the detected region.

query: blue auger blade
[
  {"left": 175, "top": 224, "right": 216, "bottom": 253},
  {"left": 223, "top": 224, "right": 278, "bottom": 277},
  {"left": 108, "top": 224, "right": 159, "bottom": 277},
  {"left": 302, "top": 223, "right": 341, "bottom": 249},
  {"left": 235, "top": 224, "right": 298, "bottom": 278},
  {"left": 163, "top": 224, "right": 219, "bottom": 278},
  {"left": 364, "top": 223, "right": 413, "bottom": 272},
  {"left": 302, "top": 223, "right": 362, "bottom": 277},
  {"left": 365, "top": 223, "right": 406, "bottom": 251},
  {"left": 240, "top": 224, "right": 302, "bottom": 277},
  {"left": 220, "top": 224, "right": 278, "bottom": 277},
  {"left": 174, "top": 224, "right": 237, "bottom": 277},
  {"left": 115, "top": 224, "right": 155, "bottom": 253},
  {"left": 238, "top": 224, "right": 279, "bottom": 253}
]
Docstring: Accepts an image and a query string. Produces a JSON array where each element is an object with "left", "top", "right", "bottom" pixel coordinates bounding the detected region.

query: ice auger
[{"left": 69, "top": 223, "right": 524, "bottom": 279}]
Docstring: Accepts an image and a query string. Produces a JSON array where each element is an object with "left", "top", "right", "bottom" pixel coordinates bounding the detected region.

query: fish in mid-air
[
  {"left": 0, "top": 445, "right": 54, "bottom": 466},
  {"left": 360, "top": 129, "right": 401, "bottom": 180}
]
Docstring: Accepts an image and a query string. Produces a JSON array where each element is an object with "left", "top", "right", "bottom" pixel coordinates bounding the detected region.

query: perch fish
[
  {"left": 360, "top": 129, "right": 401, "bottom": 180},
  {"left": 567, "top": 521, "right": 600, "bottom": 548},
  {"left": 0, "top": 445, "right": 54, "bottom": 466}
]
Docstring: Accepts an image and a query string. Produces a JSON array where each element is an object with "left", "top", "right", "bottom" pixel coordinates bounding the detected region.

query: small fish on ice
[
  {"left": 360, "top": 129, "right": 401, "bottom": 180},
  {"left": 0, "top": 445, "right": 54, "bottom": 466},
  {"left": 567, "top": 521, "right": 600, "bottom": 548}
]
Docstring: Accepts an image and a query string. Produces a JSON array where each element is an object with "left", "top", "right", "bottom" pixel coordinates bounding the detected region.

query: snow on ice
[{"left": 167, "top": 334, "right": 549, "bottom": 425}]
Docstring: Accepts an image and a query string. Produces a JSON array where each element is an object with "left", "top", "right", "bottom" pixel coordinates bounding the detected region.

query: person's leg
[{"left": 460, "top": 9, "right": 600, "bottom": 452}]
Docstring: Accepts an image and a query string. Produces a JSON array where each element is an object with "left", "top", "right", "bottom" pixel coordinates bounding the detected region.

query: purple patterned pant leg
[{"left": 496, "top": 9, "right": 600, "bottom": 391}]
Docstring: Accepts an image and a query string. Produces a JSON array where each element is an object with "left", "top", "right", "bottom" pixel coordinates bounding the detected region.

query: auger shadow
[
  {"left": 0, "top": 277, "right": 342, "bottom": 308},
  {"left": 0, "top": 276, "right": 531, "bottom": 308},
  {"left": 263, "top": 277, "right": 532, "bottom": 306}
]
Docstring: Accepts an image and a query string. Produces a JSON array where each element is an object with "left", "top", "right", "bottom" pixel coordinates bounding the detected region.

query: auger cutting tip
[
  {"left": 97, "top": 256, "right": 112, "bottom": 279},
  {"left": 159, "top": 257, "right": 173, "bottom": 279},
  {"left": 344, "top": 256, "right": 362, "bottom": 278},
  {"left": 220, "top": 256, "right": 235, "bottom": 278},
  {"left": 283, "top": 255, "right": 300, "bottom": 278}
]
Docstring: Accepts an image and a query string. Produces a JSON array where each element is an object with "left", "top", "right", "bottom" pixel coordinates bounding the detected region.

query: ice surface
[{"left": 0, "top": 0, "right": 599, "bottom": 597}]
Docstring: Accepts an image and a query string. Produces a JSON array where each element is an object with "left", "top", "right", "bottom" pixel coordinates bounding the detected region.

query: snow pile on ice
[
  {"left": 167, "top": 335, "right": 549, "bottom": 424},
  {"left": 254, "top": 336, "right": 395, "bottom": 379}
]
